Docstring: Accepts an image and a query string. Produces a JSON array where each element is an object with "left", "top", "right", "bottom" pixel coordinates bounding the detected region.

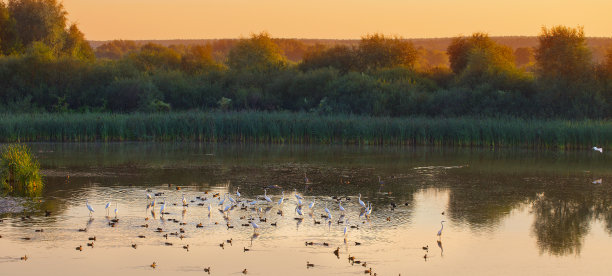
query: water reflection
[{"left": 0, "top": 143, "right": 611, "bottom": 275}]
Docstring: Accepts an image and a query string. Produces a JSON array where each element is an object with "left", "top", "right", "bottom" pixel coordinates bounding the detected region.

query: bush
[{"left": 0, "top": 144, "right": 43, "bottom": 196}]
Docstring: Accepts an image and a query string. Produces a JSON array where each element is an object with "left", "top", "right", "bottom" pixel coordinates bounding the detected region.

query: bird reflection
[{"left": 437, "top": 240, "right": 443, "bottom": 257}]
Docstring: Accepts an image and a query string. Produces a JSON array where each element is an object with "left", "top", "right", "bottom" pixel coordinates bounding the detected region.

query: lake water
[{"left": 1, "top": 143, "right": 612, "bottom": 275}]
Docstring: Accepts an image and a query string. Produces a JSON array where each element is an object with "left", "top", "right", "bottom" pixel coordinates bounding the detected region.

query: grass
[
  {"left": 0, "top": 111, "right": 610, "bottom": 149},
  {"left": 1, "top": 144, "right": 43, "bottom": 196}
]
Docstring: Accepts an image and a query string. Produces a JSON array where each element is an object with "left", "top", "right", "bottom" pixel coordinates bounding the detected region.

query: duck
[
  {"left": 151, "top": 262, "right": 156, "bottom": 269},
  {"left": 306, "top": 261, "right": 315, "bottom": 268},
  {"left": 422, "top": 245, "right": 429, "bottom": 251},
  {"left": 20, "top": 255, "right": 28, "bottom": 261},
  {"left": 75, "top": 245, "right": 83, "bottom": 251},
  {"left": 243, "top": 247, "right": 250, "bottom": 252},
  {"left": 138, "top": 235, "right": 146, "bottom": 238},
  {"left": 165, "top": 242, "right": 173, "bottom": 246},
  {"left": 87, "top": 242, "right": 94, "bottom": 247},
  {"left": 364, "top": 267, "right": 372, "bottom": 274},
  {"left": 183, "top": 245, "right": 189, "bottom": 250},
  {"left": 333, "top": 247, "right": 340, "bottom": 256},
  {"left": 204, "top": 267, "right": 211, "bottom": 274},
  {"left": 132, "top": 243, "right": 137, "bottom": 249},
  {"left": 88, "top": 236, "right": 96, "bottom": 241},
  {"left": 355, "top": 241, "right": 361, "bottom": 245},
  {"left": 242, "top": 268, "right": 248, "bottom": 274}
]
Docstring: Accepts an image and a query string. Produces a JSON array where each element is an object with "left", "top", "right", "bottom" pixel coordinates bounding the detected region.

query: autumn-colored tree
[
  {"left": 227, "top": 32, "right": 287, "bottom": 73},
  {"left": 0, "top": 1, "right": 18, "bottom": 54},
  {"left": 357, "top": 34, "right": 418, "bottom": 70},
  {"left": 180, "top": 44, "right": 219, "bottom": 73}
]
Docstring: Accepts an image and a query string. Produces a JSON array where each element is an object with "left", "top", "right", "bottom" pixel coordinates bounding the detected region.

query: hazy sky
[{"left": 62, "top": 0, "right": 612, "bottom": 40}]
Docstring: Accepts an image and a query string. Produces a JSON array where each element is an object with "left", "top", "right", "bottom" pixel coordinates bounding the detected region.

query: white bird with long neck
[
  {"left": 358, "top": 194, "right": 366, "bottom": 208},
  {"left": 182, "top": 194, "right": 187, "bottom": 206},
  {"left": 324, "top": 203, "right": 330, "bottom": 217},
  {"left": 218, "top": 193, "right": 227, "bottom": 206},
  {"left": 105, "top": 201, "right": 111, "bottom": 216},
  {"left": 114, "top": 203, "right": 118, "bottom": 218},
  {"left": 339, "top": 202, "right": 345, "bottom": 214},
  {"left": 236, "top": 187, "right": 241, "bottom": 198},
  {"left": 294, "top": 189, "right": 303, "bottom": 200},
  {"left": 263, "top": 189, "right": 272, "bottom": 203},
  {"left": 437, "top": 220, "right": 446, "bottom": 238},
  {"left": 86, "top": 200, "right": 95, "bottom": 216},
  {"left": 593, "top": 146, "right": 603, "bottom": 153},
  {"left": 308, "top": 198, "right": 316, "bottom": 210},
  {"left": 277, "top": 191, "right": 285, "bottom": 206}
]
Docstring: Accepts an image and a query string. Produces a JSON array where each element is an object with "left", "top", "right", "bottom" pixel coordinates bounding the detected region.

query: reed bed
[{"left": 0, "top": 112, "right": 610, "bottom": 149}]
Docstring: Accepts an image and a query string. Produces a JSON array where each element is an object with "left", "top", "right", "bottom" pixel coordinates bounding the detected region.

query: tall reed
[
  {"left": 0, "top": 112, "right": 609, "bottom": 149},
  {"left": 0, "top": 144, "right": 43, "bottom": 196}
]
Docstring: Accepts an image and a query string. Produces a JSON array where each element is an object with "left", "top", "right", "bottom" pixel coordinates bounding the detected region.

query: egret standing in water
[
  {"left": 338, "top": 202, "right": 345, "bottom": 214},
  {"left": 294, "top": 189, "right": 303, "bottom": 200},
  {"left": 182, "top": 194, "right": 188, "bottom": 207},
  {"left": 105, "top": 201, "right": 111, "bottom": 216},
  {"left": 236, "top": 187, "right": 241, "bottom": 198},
  {"left": 263, "top": 189, "right": 272, "bottom": 203},
  {"left": 324, "top": 203, "right": 331, "bottom": 217},
  {"left": 358, "top": 194, "right": 366, "bottom": 208},
  {"left": 160, "top": 201, "right": 166, "bottom": 217},
  {"left": 114, "top": 203, "right": 119, "bottom": 218},
  {"left": 251, "top": 221, "right": 259, "bottom": 234},
  {"left": 343, "top": 219, "right": 349, "bottom": 241},
  {"left": 277, "top": 191, "right": 285, "bottom": 206},
  {"left": 86, "top": 200, "right": 95, "bottom": 216},
  {"left": 593, "top": 146, "right": 603, "bottom": 153},
  {"left": 437, "top": 220, "right": 446, "bottom": 239},
  {"left": 308, "top": 198, "right": 316, "bottom": 211}
]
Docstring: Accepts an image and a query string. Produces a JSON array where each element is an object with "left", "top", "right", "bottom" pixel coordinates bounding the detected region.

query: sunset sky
[{"left": 62, "top": 0, "right": 612, "bottom": 40}]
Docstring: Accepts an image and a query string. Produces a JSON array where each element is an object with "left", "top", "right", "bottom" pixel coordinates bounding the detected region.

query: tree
[
  {"left": 126, "top": 43, "right": 181, "bottom": 72},
  {"left": 7, "top": 0, "right": 67, "bottom": 54},
  {"left": 357, "top": 33, "right": 418, "bottom": 71},
  {"left": 0, "top": 1, "right": 18, "bottom": 55},
  {"left": 94, "top": 40, "right": 139, "bottom": 59},
  {"left": 62, "top": 23, "right": 94, "bottom": 61},
  {"left": 535, "top": 26, "right": 592, "bottom": 85},
  {"left": 300, "top": 44, "right": 358, "bottom": 73},
  {"left": 447, "top": 33, "right": 513, "bottom": 74},
  {"left": 227, "top": 32, "right": 287, "bottom": 73}
]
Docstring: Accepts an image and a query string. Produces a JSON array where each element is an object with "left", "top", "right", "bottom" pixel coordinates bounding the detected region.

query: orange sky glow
[{"left": 61, "top": 0, "right": 612, "bottom": 40}]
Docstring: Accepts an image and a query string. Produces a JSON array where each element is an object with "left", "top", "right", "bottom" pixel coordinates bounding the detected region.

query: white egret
[
  {"left": 208, "top": 202, "right": 212, "bottom": 214},
  {"left": 324, "top": 203, "right": 330, "bottom": 217},
  {"left": 251, "top": 221, "right": 259, "bottom": 233},
  {"left": 296, "top": 206, "right": 303, "bottom": 216},
  {"left": 182, "top": 195, "right": 187, "bottom": 206},
  {"left": 593, "top": 178, "right": 603, "bottom": 184},
  {"left": 146, "top": 193, "right": 153, "bottom": 200},
  {"left": 236, "top": 187, "right": 241, "bottom": 198},
  {"left": 114, "top": 203, "right": 118, "bottom": 218},
  {"left": 308, "top": 198, "right": 316, "bottom": 210},
  {"left": 263, "top": 189, "right": 272, "bottom": 203},
  {"left": 593, "top": 146, "right": 603, "bottom": 153},
  {"left": 437, "top": 220, "right": 446, "bottom": 238},
  {"left": 277, "top": 191, "right": 285, "bottom": 206},
  {"left": 358, "top": 194, "right": 366, "bottom": 208},
  {"left": 223, "top": 204, "right": 231, "bottom": 217},
  {"left": 344, "top": 219, "right": 349, "bottom": 237},
  {"left": 218, "top": 194, "right": 227, "bottom": 206},
  {"left": 339, "top": 202, "right": 345, "bottom": 213},
  {"left": 160, "top": 201, "right": 166, "bottom": 216},
  {"left": 105, "top": 201, "right": 111, "bottom": 216},
  {"left": 86, "top": 200, "right": 95, "bottom": 216},
  {"left": 366, "top": 203, "right": 373, "bottom": 216}
]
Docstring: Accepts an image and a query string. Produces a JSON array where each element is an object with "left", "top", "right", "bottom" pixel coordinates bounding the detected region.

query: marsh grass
[
  {"left": 0, "top": 144, "right": 43, "bottom": 196},
  {"left": 0, "top": 112, "right": 610, "bottom": 149}
]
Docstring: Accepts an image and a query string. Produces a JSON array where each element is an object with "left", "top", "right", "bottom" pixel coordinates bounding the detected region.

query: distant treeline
[
  {"left": 90, "top": 36, "right": 612, "bottom": 64},
  {"left": 1, "top": 0, "right": 612, "bottom": 120}
]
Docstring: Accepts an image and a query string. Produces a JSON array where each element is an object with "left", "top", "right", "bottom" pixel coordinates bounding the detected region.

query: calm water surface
[{"left": 1, "top": 143, "right": 612, "bottom": 275}]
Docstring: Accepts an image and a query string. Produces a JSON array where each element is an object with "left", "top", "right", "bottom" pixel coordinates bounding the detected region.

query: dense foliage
[
  {"left": 0, "top": 0, "right": 611, "bottom": 119},
  {"left": 0, "top": 143, "right": 42, "bottom": 196}
]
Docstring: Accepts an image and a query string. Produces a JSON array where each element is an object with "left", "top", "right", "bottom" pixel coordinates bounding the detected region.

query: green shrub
[{"left": 0, "top": 144, "right": 43, "bottom": 196}]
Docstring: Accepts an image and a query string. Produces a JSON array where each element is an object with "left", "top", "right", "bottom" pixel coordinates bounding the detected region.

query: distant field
[{"left": 0, "top": 112, "right": 610, "bottom": 149}]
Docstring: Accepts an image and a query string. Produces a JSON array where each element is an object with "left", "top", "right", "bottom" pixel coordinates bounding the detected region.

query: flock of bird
[{"left": 71, "top": 175, "right": 447, "bottom": 275}]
